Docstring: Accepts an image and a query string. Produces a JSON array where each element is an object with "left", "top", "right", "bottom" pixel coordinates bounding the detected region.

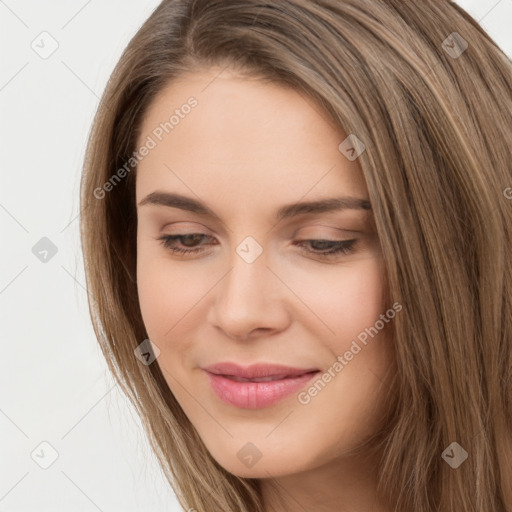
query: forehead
[{"left": 135, "top": 67, "right": 368, "bottom": 206}]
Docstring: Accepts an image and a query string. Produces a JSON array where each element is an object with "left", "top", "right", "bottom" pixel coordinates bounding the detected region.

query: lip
[
  {"left": 202, "top": 362, "right": 319, "bottom": 379},
  {"left": 202, "top": 362, "right": 320, "bottom": 409}
]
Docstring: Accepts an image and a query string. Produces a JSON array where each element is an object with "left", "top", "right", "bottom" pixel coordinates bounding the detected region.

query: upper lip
[{"left": 202, "top": 362, "right": 320, "bottom": 379}]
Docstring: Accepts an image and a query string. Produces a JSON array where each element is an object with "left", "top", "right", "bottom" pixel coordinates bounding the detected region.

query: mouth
[
  {"left": 219, "top": 372, "right": 318, "bottom": 383},
  {"left": 202, "top": 363, "right": 321, "bottom": 409},
  {"left": 202, "top": 361, "right": 320, "bottom": 380}
]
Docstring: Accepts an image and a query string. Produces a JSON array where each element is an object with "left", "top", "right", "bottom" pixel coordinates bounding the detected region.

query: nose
[{"left": 207, "top": 247, "right": 291, "bottom": 341}]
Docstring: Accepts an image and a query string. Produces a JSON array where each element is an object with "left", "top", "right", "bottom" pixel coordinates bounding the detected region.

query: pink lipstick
[{"left": 202, "top": 362, "right": 320, "bottom": 409}]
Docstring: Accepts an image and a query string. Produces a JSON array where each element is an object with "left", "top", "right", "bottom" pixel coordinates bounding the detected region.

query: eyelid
[
  {"left": 294, "top": 225, "right": 361, "bottom": 238},
  {"left": 160, "top": 221, "right": 216, "bottom": 235}
]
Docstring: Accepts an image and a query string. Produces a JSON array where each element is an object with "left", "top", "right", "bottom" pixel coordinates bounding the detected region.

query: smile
[{"left": 204, "top": 370, "right": 320, "bottom": 409}]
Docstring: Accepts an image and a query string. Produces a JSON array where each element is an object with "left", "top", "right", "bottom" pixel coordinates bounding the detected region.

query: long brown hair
[{"left": 80, "top": 1, "right": 512, "bottom": 510}]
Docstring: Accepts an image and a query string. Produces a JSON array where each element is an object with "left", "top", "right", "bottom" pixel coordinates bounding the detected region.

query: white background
[{"left": 1, "top": 1, "right": 511, "bottom": 511}]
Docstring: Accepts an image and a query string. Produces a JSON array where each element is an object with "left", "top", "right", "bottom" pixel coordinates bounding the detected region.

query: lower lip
[{"left": 204, "top": 370, "right": 320, "bottom": 409}]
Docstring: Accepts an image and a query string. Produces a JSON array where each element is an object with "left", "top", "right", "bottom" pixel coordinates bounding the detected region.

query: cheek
[
  {"left": 329, "top": 259, "right": 392, "bottom": 382},
  {"left": 287, "top": 259, "right": 394, "bottom": 463},
  {"left": 136, "top": 248, "right": 202, "bottom": 342},
  {"left": 136, "top": 254, "right": 209, "bottom": 390},
  {"left": 279, "top": 255, "right": 388, "bottom": 343},
  {"left": 335, "top": 260, "right": 387, "bottom": 338}
]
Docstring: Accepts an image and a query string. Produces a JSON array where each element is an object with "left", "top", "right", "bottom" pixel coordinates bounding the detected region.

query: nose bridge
[
  {"left": 209, "top": 235, "right": 288, "bottom": 338},
  {"left": 223, "top": 236, "right": 271, "bottom": 307}
]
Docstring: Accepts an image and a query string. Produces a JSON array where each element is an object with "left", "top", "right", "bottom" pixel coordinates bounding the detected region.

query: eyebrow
[{"left": 137, "top": 191, "right": 372, "bottom": 221}]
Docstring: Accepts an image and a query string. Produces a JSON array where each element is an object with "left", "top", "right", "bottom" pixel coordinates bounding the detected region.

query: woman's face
[{"left": 135, "top": 67, "right": 396, "bottom": 478}]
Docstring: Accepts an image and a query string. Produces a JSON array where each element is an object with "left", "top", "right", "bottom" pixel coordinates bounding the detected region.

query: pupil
[
  {"left": 182, "top": 234, "right": 201, "bottom": 247},
  {"left": 312, "top": 240, "right": 332, "bottom": 250}
]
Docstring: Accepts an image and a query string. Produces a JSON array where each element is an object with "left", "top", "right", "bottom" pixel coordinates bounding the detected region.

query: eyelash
[{"left": 157, "top": 234, "right": 357, "bottom": 259}]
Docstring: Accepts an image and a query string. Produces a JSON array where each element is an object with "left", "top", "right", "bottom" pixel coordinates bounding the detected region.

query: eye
[
  {"left": 157, "top": 233, "right": 214, "bottom": 255},
  {"left": 157, "top": 234, "right": 357, "bottom": 259},
  {"left": 292, "top": 239, "right": 357, "bottom": 259}
]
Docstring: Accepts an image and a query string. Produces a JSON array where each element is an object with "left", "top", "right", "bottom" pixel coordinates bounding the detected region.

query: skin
[{"left": 135, "top": 66, "right": 396, "bottom": 512}]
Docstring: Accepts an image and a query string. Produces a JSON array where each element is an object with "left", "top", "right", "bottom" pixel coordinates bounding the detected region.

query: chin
[{"left": 206, "top": 440, "right": 315, "bottom": 479}]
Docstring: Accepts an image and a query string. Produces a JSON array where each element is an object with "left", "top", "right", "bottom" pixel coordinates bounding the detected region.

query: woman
[{"left": 80, "top": 1, "right": 512, "bottom": 511}]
